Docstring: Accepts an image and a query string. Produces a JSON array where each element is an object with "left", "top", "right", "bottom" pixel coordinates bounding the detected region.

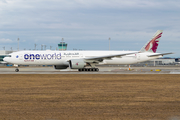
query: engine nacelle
[
  {"left": 54, "top": 65, "right": 68, "bottom": 69},
  {"left": 69, "top": 59, "right": 86, "bottom": 69}
]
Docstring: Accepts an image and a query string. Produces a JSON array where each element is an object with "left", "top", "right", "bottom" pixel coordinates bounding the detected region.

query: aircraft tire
[
  {"left": 78, "top": 68, "right": 99, "bottom": 72},
  {"left": 95, "top": 68, "right": 99, "bottom": 72},
  {"left": 15, "top": 69, "right": 19, "bottom": 72}
]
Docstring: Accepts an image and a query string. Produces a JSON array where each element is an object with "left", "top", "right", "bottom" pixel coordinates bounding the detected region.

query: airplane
[{"left": 3, "top": 30, "right": 173, "bottom": 72}]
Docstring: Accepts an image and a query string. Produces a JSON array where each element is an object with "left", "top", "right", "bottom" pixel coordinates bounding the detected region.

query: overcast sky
[{"left": 0, "top": 0, "right": 180, "bottom": 57}]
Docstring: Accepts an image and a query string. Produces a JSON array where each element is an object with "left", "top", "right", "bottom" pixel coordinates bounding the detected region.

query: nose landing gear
[
  {"left": 15, "top": 68, "right": 19, "bottom": 72},
  {"left": 14, "top": 64, "right": 19, "bottom": 72}
]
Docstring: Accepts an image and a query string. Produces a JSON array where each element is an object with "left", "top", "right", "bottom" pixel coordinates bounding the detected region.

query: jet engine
[
  {"left": 54, "top": 65, "right": 68, "bottom": 69},
  {"left": 69, "top": 59, "right": 86, "bottom": 69}
]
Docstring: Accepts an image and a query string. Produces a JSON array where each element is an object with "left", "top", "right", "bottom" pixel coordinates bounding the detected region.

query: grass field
[{"left": 0, "top": 74, "right": 180, "bottom": 120}]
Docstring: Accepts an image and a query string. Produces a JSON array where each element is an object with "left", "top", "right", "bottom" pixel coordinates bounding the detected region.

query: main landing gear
[{"left": 78, "top": 68, "right": 99, "bottom": 72}]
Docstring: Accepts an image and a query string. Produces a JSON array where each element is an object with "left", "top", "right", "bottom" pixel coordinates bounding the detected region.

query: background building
[
  {"left": 0, "top": 50, "right": 13, "bottom": 62},
  {"left": 0, "top": 50, "right": 14, "bottom": 66},
  {"left": 58, "top": 42, "right": 67, "bottom": 51}
]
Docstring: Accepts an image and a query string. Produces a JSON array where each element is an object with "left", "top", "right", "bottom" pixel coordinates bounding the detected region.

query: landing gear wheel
[
  {"left": 95, "top": 68, "right": 99, "bottom": 72},
  {"left": 15, "top": 69, "right": 19, "bottom": 72},
  {"left": 78, "top": 68, "right": 99, "bottom": 72}
]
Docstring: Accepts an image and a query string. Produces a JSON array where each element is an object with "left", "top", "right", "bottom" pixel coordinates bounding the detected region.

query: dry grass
[{"left": 0, "top": 74, "right": 180, "bottom": 120}]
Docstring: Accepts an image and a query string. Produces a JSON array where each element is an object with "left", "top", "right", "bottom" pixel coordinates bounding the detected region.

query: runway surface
[{"left": 1, "top": 66, "right": 180, "bottom": 74}]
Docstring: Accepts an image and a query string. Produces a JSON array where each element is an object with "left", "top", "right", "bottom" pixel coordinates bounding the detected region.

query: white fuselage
[{"left": 3, "top": 50, "right": 162, "bottom": 66}]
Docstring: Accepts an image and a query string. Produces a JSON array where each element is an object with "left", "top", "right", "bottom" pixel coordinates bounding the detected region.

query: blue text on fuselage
[{"left": 24, "top": 53, "right": 61, "bottom": 60}]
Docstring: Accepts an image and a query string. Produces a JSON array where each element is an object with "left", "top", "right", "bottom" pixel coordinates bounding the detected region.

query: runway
[{"left": 0, "top": 66, "right": 180, "bottom": 74}]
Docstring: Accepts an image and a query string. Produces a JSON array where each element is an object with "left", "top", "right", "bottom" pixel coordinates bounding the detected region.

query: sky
[{"left": 0, "top": 0, "right": 180, "bottom": 57}]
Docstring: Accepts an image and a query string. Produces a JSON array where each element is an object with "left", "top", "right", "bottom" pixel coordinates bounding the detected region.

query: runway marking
[{"left": 170, "top": 72, "right": 180, "bottom": 74}]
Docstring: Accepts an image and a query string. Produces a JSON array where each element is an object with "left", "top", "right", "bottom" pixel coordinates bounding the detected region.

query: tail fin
[{"left": 140, "top": 30, "right": 163, "bottom": 53}]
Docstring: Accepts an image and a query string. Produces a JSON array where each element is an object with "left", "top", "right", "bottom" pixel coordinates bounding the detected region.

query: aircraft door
[
  {"left": 19, "top": 54, "right": 23, "bottom": 60},
  {"left": 137, "top": 53, "right": 140, "bottom": 61}
]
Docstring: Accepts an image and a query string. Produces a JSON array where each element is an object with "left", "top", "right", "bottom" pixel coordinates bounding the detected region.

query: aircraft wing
[
  {"left": 0, "top": 61, "right": 7, "bottom": 64},
  {"left": 84, "top": 52, "right": 138, "bottom": 62},
  {"left": 147, "top": 52, "right": 173, "bottom": 57}
]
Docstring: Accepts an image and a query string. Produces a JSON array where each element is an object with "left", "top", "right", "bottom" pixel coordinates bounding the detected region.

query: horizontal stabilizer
[{"left": 147, "top": 52, "right": 173, "bottom": 57}]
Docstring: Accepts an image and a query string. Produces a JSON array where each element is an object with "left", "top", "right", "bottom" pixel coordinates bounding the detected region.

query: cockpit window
[{"left": 5, "top": 55, "right": 11, "bottom": 57}]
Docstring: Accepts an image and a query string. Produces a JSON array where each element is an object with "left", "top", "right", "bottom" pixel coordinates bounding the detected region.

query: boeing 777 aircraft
[{"left": 3, "top": 30, "right": 172, "bottom": 72}]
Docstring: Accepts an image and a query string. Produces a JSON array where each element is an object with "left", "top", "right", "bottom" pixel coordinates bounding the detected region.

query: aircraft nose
[{"left": 3, "top": 57, "right": 8, "bottom": 62}]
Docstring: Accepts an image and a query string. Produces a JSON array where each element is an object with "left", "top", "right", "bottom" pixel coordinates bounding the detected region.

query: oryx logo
[
  {"left": 145, "top": 32, "right": 162, "bottom": 53},
  {"left": 24, "top": 53, "right": 61, "bottom": 60},
  {"left": 76, "top": 63, "right": 79, "bottom": 66}
]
